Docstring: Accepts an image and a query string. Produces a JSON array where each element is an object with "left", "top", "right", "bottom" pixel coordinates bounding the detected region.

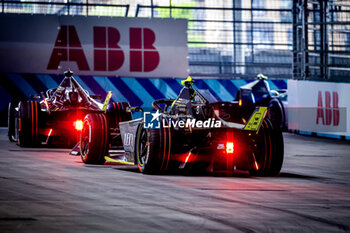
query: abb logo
[
  {"left": 94, "top": 27, "right": 124, "bottom": 71},
  {"left": 47, "top": 25, "right": 159, "bottom": 72},
  {"left": 316, "top": 91, "right": 339, "bottom": 126},
  {"left": 130, "top": 28, "right": 159, "bottom": 72},
  {"left": 47, "top": 26, "right": 90, "bottom": 70}
]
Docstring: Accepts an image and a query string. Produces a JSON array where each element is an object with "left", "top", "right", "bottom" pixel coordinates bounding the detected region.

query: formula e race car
[
  {"left": 78, "top": 76, "right": 284, "bottom": 176},
  {"left": 8, "top": 70, "right": 131, "bottom": 147},
  {"left": 235, "top": 74, "right": 287, "bottom": 130}
]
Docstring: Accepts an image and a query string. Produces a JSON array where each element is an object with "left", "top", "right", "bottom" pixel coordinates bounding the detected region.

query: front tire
[
  {"left": 249, "top": 118, "right": 284, "bottom": 176},
  {"left": 17, "top": 101, "right": 41, "bottom": 147},
  {"left": 135, "top": 118, "right": 172, "bottom": 174},
  {"left": 80, "top": 113, "right": 109, "bottom": 164}
]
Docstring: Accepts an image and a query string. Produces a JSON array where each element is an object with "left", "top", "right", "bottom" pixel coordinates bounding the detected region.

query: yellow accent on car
[
  {"left": 102, "top": 91, "right": 112, "bottom": 111},
  {"left": 104, "top": 156, "right": 134, "bottom": 165},
  {"left": 56, "top": 86, "right": 63, "bottom": 93},
  {"left": 244, "top": 107, "right": 267, "bottom": 131},
  {"left": 181, "top": 76, "right": 194, "bottom": 86}
]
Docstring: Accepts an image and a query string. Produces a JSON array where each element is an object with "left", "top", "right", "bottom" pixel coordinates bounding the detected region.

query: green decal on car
[
  {"left": 104, "top": 156, "right": 134, "bottom": 165},
  {"left": 244, "top": 107, "right": 267, "bottom": 131},
  {"left": 102, "top": 91, "right": 112, "bottom": 111}
]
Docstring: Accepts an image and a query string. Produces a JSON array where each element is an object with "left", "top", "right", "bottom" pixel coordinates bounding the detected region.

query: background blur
[{"left": 2, "top": 0, "right": 349, "bottom": 81}]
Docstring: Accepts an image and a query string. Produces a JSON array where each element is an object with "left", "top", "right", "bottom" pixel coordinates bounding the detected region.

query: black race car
[
  {"left": 78, "top": 77, "right": 284, "bottom": 176},
  {"left": 8, "top": 70, "right": 131, "bottom": 147},
  {"left": 235, "top": 74, "right": 287, "bottom": 130}
]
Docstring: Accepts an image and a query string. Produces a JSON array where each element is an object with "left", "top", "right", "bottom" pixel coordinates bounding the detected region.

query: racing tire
[
  {"left": 80, "top": 113, "right": 109, "bottom": 164},
  {"left": 107, "top": 102, "right": 132, "bottom": 129},
  {"left": 267, "top": 99, "right": 285, "bottom": 130},
  {"left": 17, "top": 101, "right": 41, "bottom": 147},
  {"left": 249, "top": 118, "right": 284, "bottom": 176},
  {"left": 135, "top": 118, "right": 172, "bottom": 174},
  {"left": 8, "top": 102, "right": 17, "bottom": 142}
]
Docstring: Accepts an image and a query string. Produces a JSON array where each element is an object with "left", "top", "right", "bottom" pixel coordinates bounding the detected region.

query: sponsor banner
[
  {"left": 288, "top": 80, "right": 350, "bottom": 137},
  {"left": 0, "top": 14, "right": 188, "bottom": 78},
  {"left": 288, "top": 107, "right": 346, "bottom": 132}
]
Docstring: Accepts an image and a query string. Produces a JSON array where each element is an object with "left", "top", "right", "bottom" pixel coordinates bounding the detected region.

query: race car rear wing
[
  {"left": 47, "top": 70, "right": 103, "bottom": 112},
  {"left": 218, "top": 106, "right": 268, "bottom": 132}
]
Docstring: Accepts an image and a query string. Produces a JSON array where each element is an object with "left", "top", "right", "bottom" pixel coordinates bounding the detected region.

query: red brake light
[
  {"left": 74, "top": 120, "right": 83, "bottom": 131},
  {"left": 226, "top": 142, "right": 234, "bottom": 154},
  {"left": 18, "top": 118, "right": 21, "bottom": 131}
]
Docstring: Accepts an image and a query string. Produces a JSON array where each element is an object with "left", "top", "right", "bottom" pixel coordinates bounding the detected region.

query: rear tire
[
  {"left": 17, "top": 101, "right": 41, "bottom": 147},
  {"left": 8, "top": 102, "right": 17, "bottom": 142},
  {"left": 249, "top": 118, "right": 284, "bottom": 176},
  {"left": 135, "top": 118, "right": 172, "bottom": 174},
  {"left": 107, "top": 102, "right": 132, "bottom": 129},
  {"left": 268, "top": 99, "right": 284, "bottom": 130},
  {"left": 80, "top": 113, "right": 109, "bottom": 164}
]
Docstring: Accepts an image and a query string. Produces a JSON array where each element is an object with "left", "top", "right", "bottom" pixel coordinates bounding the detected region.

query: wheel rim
[
  {"left": 80, "top": 121, "right": 90, "bottom": 159},
  {"left": 137, "top": 128, "right": 149, "bottom": 167}
]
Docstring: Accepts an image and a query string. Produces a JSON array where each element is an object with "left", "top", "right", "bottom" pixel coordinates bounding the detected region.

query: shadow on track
[{"left": 108, "top": 165, "right": 321, "bottom": 180}]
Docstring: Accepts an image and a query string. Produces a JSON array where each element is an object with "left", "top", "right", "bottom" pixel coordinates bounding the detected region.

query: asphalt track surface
[{"left": 0, "top": 129, "right": 349, "bottom": 233}]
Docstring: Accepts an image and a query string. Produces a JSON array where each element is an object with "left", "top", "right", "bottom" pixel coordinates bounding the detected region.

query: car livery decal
[{"left": 244, "top": 107, "right": 268, "bottom": 131}]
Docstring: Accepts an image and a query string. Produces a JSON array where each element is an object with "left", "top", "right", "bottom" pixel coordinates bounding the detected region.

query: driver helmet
[{"left": 181, "top": 76, "right": 194, "bottom": 86}]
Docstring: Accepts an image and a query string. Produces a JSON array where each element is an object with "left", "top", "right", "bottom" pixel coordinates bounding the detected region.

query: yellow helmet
[{"left": 181, "top": 76, "right": 194, "bottom": 86}]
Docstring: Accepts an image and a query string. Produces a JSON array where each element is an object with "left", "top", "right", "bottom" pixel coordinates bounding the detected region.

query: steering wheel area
[
  {"left": 152, "top": 99, "right": 176, "bottom": 113},
  {"left": 152, "top": 98, "right": 214, "bottom": 121}
]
